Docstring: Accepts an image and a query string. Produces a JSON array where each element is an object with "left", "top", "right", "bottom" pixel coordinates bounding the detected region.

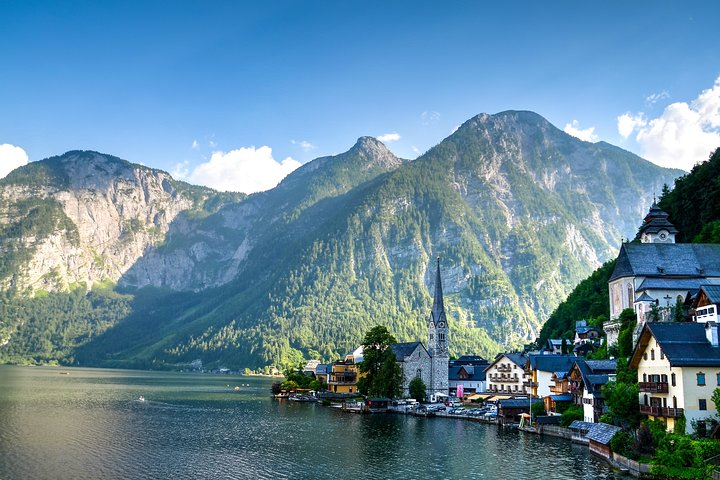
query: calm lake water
[{"left": 0, "top": 365, "right": 629, "bottom": 479}]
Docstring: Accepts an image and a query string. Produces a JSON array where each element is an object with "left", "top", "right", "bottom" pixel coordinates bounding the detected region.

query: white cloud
[
  {"left": 646, "top": 91, "right": 670, "bottom": 106},
  {"left": 291, "top": 139, "right": 316, "bottom": 151},
  {"left": 451, "top": 125, "right": 460, "bottom": 134},
  {"left": 172, "top": 160, "right": 190, "bottom": 180},
  {"left": 377, "top": 132, "right": 401, "bottom": 143},
  {"left": 563, "top": 120, "right": 599, "bottom": 142},
  {"left": 421, "top": 111, "right": 440, "bottom": 125},
  {"left": 188, "top": 146, "right": 302, "bottom": 194},
  {"left": 617, "top": 75, "right": 720, "bottom": 170},
  {"left": 191, "top": 140, "right": 199, "bottom": 150},
  {"left": 0, "top": 144, "right": 29, "bottom": 178},
  {"left": 617, "top": 112, "right": 647, "bottom": 139}
]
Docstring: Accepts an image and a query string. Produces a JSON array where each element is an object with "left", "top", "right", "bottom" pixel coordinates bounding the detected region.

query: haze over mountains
[{"left": 0, "top": 111, "right": 683, "bottom": 368}]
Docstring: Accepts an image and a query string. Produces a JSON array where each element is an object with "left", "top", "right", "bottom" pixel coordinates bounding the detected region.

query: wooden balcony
[
  {"left": 489, "top": 374, "right": 519, "bottom": 382},
  {"left": 640, "top": 405, "right": 684, "bottom": 418},
  {"left": 496, "top": 364, "right": 512, "bottom": 372},
  {"left": 639, "top": 382, "right": 669, "bottom": 393}
]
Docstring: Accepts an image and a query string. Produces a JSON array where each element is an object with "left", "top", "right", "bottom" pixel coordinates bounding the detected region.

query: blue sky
[{"left": 1, "top": 1, "right": 719, "bottom": 193}]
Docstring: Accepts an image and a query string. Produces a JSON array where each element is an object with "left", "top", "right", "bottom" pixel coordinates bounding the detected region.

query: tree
[
  {"left": 409, "top": 377, "right": 426, "bottom": 402},
  {"left": 602, "top": 380, "right": 641, "bottom": 429},
  {"left": 357, "top": 325, "right": 402, "bottom": 399},
  {"left": 616, "top": 308, "right": 637, "bottom": 358}
]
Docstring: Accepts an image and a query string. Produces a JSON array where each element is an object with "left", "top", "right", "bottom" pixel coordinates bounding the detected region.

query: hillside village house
[
  {"left": 449, "top": 364, "right": 486, "bottom": 397},
  {"left": 604, "top": 203, "right": 720, "bottom": 347},
  {"left": 545, "top": 371, "right": 572, "bottom": 414},
  {"left": 485, "top": 353, "right": 529, "bottom": 394},
  {"left": 694, "top": 285, "right": 720, "bottom": 324},
  {"left": 568, "top": 359, "right": 617, "bottom": 423},
  {"left": 630, "top": 322, "right": 720, "bottom": 434}
]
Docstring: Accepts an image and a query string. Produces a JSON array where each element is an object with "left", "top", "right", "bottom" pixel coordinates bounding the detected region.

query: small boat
[
  {"left": 138, "top": 396, "right": 146, "bottom": 402},
  {"left": 233, "top": 386, "right": 241, "bottom": 391}
]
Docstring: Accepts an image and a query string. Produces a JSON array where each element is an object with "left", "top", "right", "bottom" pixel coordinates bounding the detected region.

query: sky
[{"left": 1, "top": 1, "right": 719, "bottom": 193}]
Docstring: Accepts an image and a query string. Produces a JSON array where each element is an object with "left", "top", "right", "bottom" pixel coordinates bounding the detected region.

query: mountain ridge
[{"left": 0, "top": 111, "right": 684, "bottom": 368}]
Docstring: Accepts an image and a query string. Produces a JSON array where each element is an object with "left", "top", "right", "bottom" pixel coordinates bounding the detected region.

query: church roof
[
  {"left": 635, "top": 291, "right": 655, "bottom": 303},
  {"left": 610, "top": 243, "right": 720, "bottom": 281},
  {"left": 390, "top": 342, "right": 427, "bottom": 361},
  {"left": 429, "top": 257, "right": 447, "bottom": 326}
]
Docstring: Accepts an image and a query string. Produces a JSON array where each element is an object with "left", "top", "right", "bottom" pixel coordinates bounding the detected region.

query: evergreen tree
[{"left": 356, "top": 326, "right": 402, "bottom": 398}]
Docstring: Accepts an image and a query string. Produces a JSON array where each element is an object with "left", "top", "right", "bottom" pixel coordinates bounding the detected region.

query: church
[
  {"left": 390, "top": 258, "right": 450, "bottom": 400},
  {"left": 605, "top": 202, "right": 720, "bottom": 347}
]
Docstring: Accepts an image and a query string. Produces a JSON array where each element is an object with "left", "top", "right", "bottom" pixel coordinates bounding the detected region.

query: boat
[
  {"left": 138, "top": 396, "right": 146, "bottom": 402},
  {"left": 233, "top": 386, "right": 241, "bottom": 391}
]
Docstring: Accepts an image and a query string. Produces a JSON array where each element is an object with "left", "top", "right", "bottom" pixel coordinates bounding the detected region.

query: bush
[
  {"left": 610, "top": 430, "right": 634, "bottom": 459},
  {"left": 559, "top": 405, "right": 583, "bottom": 427}
]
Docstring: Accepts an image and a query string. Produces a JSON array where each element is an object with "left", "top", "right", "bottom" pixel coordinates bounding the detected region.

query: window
[
  {"left": 627, "top": 284, "right": 633, "bottom": 307},
  {"left": 651, "top": 349, "right": 655, "bottom": 361},
  {"left": 660, "top": 349, "right": 664, "bottom": 360},
  {"left": 439, "top": 333, "right": 445, "bottom": 341},
  {"left": 697, "top": 372, "right": 706, "bottom": 386},
  {"left": 671, "top": 373, "right": 676, "bottom": 387},
  {"left": 643, "top": 353, "right": 648, "bottom": 360},
  {"left": 700, "top": 399, "right": 707, "bottom": 410},
  {"left": 717, "top": 372, "right": 720, "bottom": 386}
]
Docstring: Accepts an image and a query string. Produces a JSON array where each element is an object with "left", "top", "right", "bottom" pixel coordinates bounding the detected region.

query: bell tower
[{"left": 428, "top": 257, "right": 449, "bottom": 397}]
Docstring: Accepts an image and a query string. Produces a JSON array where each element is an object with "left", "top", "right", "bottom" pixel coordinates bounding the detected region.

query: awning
[
  {"left": 486, "top": 395, "right": 512, "bottom": 402},
  {"left": 467, "top": 394, "right": 490, "bottom": 401}
]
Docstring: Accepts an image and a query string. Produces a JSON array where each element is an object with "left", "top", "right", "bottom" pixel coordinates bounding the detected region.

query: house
[
  {"left": 485, "top": 353, "right": 529, "bottom": 394},
  {"left": 574, "top": 320, "right": 602, "bottom": 346},
  {"left": 449, "top": 364, "right": 486, "bottom": 398},
  {"left": 545, "top": 371, "right": 573, "bottom": 414},
  {"left": 568, "top": 359, "right": 617, "bottom": 423},
  {"left": 303, "top": 360, "right": 321, "bottom": 376},
  {"left": 314, "top": 363, "right": 331, "bottom": 385},
  {"left": 328, "top": 350, "right": 363, "bottom": 394},
  {"left": 525, "top": 354, "right": 577, "bottom": 398},
  {"left": 693, "top": 285, "right": 720, "bottom": 323},
  {"left": 629, "top": 321, "right": 720, "bottom": 434},
  {"left": 603, "top": 203, "right": 720, "bottom": 347},
  {"left": 586, "top": 423, "right": 622, "bottom": 459},
  {"left": 546, "top": 339, "right": 563, "bottom": 355}
]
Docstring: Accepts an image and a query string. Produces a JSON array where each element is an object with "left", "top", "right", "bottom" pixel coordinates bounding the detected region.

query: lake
[{"left": 0, "top": 365, "right": 629, "bottom": 479}]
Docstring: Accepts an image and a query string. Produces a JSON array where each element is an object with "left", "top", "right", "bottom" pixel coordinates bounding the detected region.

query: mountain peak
[{"left": 347, "top": 136, "right": 403, "bottom": 170}]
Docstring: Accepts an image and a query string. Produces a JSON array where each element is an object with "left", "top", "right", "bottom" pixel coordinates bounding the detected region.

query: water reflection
[{"left": 0, "top": 366, "right": 629, "bottom": 480}]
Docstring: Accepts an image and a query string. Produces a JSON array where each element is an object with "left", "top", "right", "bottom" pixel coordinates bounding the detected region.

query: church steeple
[
  {"left": 431, "top": 257, "right": 446, "bottom": 326},
  {"left": 638, "top": 200, "right": 678, "bottom": 244}
]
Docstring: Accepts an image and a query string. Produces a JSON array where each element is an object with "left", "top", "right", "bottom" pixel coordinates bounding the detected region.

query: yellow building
[
  {"left": 328, "top": 348, "right": 363, "bottom": 394},
  {"left": 630, "top": 321, "right": 720, "bottom": 434}
]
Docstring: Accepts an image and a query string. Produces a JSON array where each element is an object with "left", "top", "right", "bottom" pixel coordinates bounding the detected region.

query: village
[{"left": 274, "top": 202, "right": 720, "bottom": 478}]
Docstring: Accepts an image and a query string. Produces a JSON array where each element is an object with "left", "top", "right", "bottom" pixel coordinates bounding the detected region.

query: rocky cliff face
[{"left": 0, "top": 151, "right": 228, "bottom": 292}]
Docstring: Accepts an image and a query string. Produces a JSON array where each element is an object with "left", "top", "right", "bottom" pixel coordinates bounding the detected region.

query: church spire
[{"left": 431, "top": 257, "right": 446, "bottom": 325}]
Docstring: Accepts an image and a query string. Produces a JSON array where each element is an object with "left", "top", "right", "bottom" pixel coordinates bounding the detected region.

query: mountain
[{"left": 0, "top": 111, "right": 684, "bottom": 368}]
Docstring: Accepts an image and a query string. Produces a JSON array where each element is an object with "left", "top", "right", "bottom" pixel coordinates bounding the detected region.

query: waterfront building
[
  {"left": 449, "top": 364, "right": 486, "bottom": 398},
  {"left": 629, "top": 321, "right": 720, "bottom": 434},
  {"left": 485, "top": 353, "right": 529, "bottom": 394},
  {"left": 568, "top": 359, "right": 617, "bottom": 423},
  {"left": 392, "top": 258, "right": 450, "bottom": 400},
  {"left": 604, "top": 203, "right": 720, "bottom": 347},
  {"left": 525, "top": 354, "right": 577, "bottom": 398},
  {"left": 328, "top": 349, "right": 363, "bottom": 394}
]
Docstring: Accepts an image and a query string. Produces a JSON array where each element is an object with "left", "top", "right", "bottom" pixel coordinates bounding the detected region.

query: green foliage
[
  {"left": 409, "top": 376, "right": 426, "bottom": 402},
  {"left": 559, "top": 405, "right": 583, "bottom": 427},
  {"left": 279, "top": 380, "right": 298, "bottom": 391},
  {"left": 538, "top": 260, "right": 615, "bottom": 344},
  {"left": 610, "top": 430, "right": 634, "bottom": 458},
  {"left": 602, "top": 379, "right": 641, "bottom": 429},
  {"left": 616, "top": 308, "right": 638, "bottom": 359},
  {"left": 357, "top": 326, "right": 402, "bottom": 399},
  {"left": 659, "top": 147, "right": 720, "bottom": 243},
  {"left": 531, "top": 401, "right": 546, "bottom": 417}
]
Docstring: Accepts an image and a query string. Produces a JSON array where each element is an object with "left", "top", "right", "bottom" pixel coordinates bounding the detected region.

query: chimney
[{"left": 706, "top": 322, "right": 720, "bottom": 347}]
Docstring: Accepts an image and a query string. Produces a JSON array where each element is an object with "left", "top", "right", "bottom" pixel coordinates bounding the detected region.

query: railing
[
  {"left": 640, "top": 405, "right": 684, "bottom": 418},
  {"left": 639, "top": 382, "right": 668, "bottom": 393},
  {"left": 489, "top": 374, "right": 519, "bottom": 382},
  {"left": 496, "top": 364, "right": 513, "bottom": 372},
  {"left": 549, "top": 385, "right": 568, "bottom": 394}
]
